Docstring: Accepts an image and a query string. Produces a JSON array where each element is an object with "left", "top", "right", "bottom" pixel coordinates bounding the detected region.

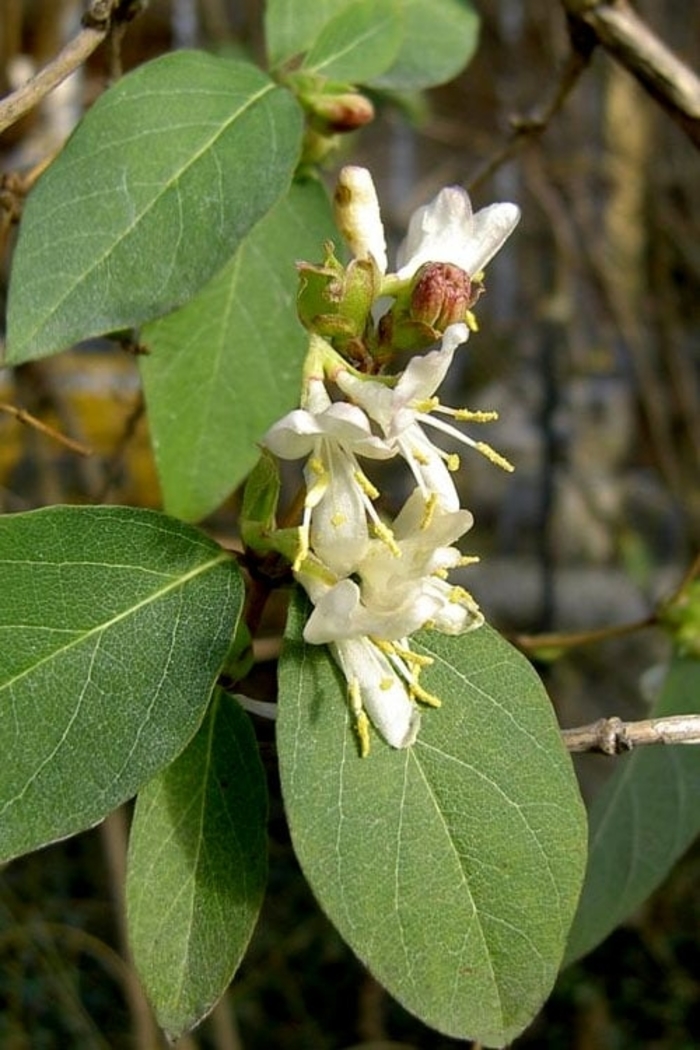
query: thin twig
[
  {"left": 0, "top": 401, "right": 92, "bottom": 456},
  {"left": 562, "top": 0, "right": 700, "bottom": 149},
  {"left": 0, "top": 0, "right": 142, "bottom": 136},
  {"left": 468, "top": 44, "right": 592, "bottom": 194},
  {"left": 563, "top": 713, "right": 700, "bottom": 753}
]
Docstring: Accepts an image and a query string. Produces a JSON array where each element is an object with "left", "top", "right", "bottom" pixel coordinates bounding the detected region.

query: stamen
[
  {"left": 452, "top": 408, "right": 498, "bottom": 422},
  {"left": 348, "top": 679, "right": 370, "bottom": 757},
  {"left": 466, "top": 310, "right": 479, "bottom": 332},
  {"left": 474, "top": 441, "right": 515, "bottom": 472},
  {"left": 420, "top": 493, "right": 437, "bottom": 530},
  {"left": 371, "top": 520, "right": 401, "bottom": 556},
  {"left": 459, "top": 554, "right": 480, "bottom": 567},
  {"left": 330, "top": 512, "right": 346, "bottom": 527},
  {"left": 409, "top": 680, "right": 442, "bottom": 708},
  {"left": 412, "top": 396, "right": 440, "bottom": 413},
  {"left": 354, "top": 468, "right": 379, "bottom": 500},
  {"left": 446, "top": 453, "right": 460, "bottom": 472}
]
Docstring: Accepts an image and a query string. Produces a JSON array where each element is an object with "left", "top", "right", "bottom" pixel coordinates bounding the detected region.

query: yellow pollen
[
  {"left": 450, "top": 585, "right": 478, "bottom": 607},
  {"left": 379, "top": 677, "right": 394, "bottom": 691},
  {"left": 411, "top": 447, "right": 429, "bottom": 466},
  {"left": 459, "top": 555, "right": 480, "bottom": 567},
  {"left": 372, "top": 521, "right": 401, "bottom": 556},
  {"left": 475, "top": 441, "right": 515, "bottom": 472},
  {"left": 412, "top": 396, "right": 439, "bottom": 413},
  {"left": 454, "top": 408, "right": 498, "bottom": 422},
  {"left": 331, "top": 512, "right": 346, "bottom": 527},
  {"left": 446, "top": 453, "right": 460, "bottom": 472},
  {"left": 393, "top": 645, "right": 433, "bottom": 669},
  {"left": 356, "top": 710, "right": 371, "bottom": 757},
  {"left": 420, "top": 492, "right": 437, "bottom": 530},
  {"left": 292, "top": 524, "right": 309, "bottom": 573},
  {"left": 308, "top": 456, "right": 325, "bottom": 477},
  {"left": 466, "top": 310, "right": 479, "bottom": 332},
  {"left": 433, "top": 567, "right": 449, "bottom": 580},
  {"left": 410, "top": 681, "right": 442, "bottom": 708},
  {"left": 354, "top": 469, "right": 379, "bottom": 499}
]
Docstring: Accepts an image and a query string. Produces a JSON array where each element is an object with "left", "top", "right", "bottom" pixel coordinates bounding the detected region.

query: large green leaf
[
  {"left": 565, "top": 656, "right": 700, "bottom": 965},
  {"left": 5, "top": 51, "right": 303, "bottom": 364},
  {"left": 265, "top": 0, "right": 350, "bottom": 68},
  {"left": 369, "top": 0, "right": 479, "bottom": 89},
  {"left": 277, "top": 597, "right": 587, "bottom": 1047},
  {"left": 300, "top": 0, "right": 402, "bottom": 83},
  {"left": 0, "top": 506, "right": 242, "bottom": 862},
  {"left": 139, "top": 179, "right": 336, "bottom": 522},
  {"left": 126, "top": 690, "right": 267, "bottom": 1040}
]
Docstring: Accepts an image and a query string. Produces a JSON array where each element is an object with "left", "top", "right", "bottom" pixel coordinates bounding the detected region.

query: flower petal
[{"left": 332, "top": 638, "right": 421, "bottom": 749}]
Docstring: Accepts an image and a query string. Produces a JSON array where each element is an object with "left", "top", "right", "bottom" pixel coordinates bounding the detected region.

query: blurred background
[{"left": 1, "top": 1, "right": 699, "bottom": 1046}]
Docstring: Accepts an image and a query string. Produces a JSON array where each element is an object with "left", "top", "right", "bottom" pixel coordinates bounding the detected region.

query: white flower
[
  {"left": 332, "top": 636, "right": 421, "bottom": 751},
  {"left": 395, "top": 186, "right": 521, "bottom": 280},
  {"left": 336, "top": 324, "right": 513, "bottom": 511},
  {"left": 262, "top": 376, "right": 393, "bottom": 575},
  {"left": 303, "top": 489, "right": 482, "bottom": 645},
  {"left": 334, "top": 165, "right": 519, "bottom": 281}
]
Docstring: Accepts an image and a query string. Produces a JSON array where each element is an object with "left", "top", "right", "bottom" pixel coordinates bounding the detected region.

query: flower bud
[
  {"left": 333, "top": 166, "right": 387, "bottom": 273},
  {"left": 410, "top": 262, "right": 479, "bottom": 329}
]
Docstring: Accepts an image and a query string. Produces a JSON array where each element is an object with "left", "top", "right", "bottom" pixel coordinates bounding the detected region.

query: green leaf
[
  {"left": 139, "top": 178, "right": 337, "bottom": 522},
  {"left": 265, "top": 0, "right": 351, "bottom": 68},
  {"left": 368, "top": 0, "right": 479, "bottom": 89},
  {"left": 126, "top": 690, "right": 267, "bottom": 1040},
  {"left": 0, "top": 506, "right": 243, "bottom": 863},
  {"left": 301, "top": 0, "right": 402, "bottom": 83},
  {"left": 6, "top": 51, "right": 303, "bottom": 364},
  {"left": 565, "top": 656, "right": 700, "bottom": 965},
  {"left": 278, "top": 597, "right": 587, "bottom": 1047}
]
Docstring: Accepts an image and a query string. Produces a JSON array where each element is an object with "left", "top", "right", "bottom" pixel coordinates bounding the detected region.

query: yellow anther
[
  {"left": 411, "top": 447, "right": 429, "bottom": 466},
  {"left": 420, "top": 492, "right": 437, "bottom": 530},
  {"left": 475, "top": 441, "right": 515, "bottom": 472},
  {"left": 450, "top": 585, "right": 478, "bottom": 607},
  {"left": 453, "top": 408, "right": 498, "bottom": 422},
  {"left": 392, "top": 645, "right": 433, "bottom": 669},
  {"left": 354, "top": 469, "right": 379, "bottom": 499},
  {"left": 466, "top": 309, "right": 479, "bottom": 332},
  {"left": 356, "top": 710, "right": 371, "bottom": 757},
  {"left": 410, "top": 680, "right": 442, "bottom": 708},
  {"left": 372, "top": 520, "right": 401, "bottom": 556},
  {"left": 446, "top": 453, "right": 460, "bottom": 472},
  {"left": 459, "top": 554, "right": 480, "bottom": 567},
  {"left": 433, "top": 567, "right": 449, "bottom": 580},
  {"left": 379, "top": 676, "right": 395, "bottom": 691},
  {"left": 308, "top": 456, "right": 325, "bottom": 477},
  {"left": 292, "top": 524, "right": 309, "bottom": 573},
  {"left": 330, "top": 512, "right": 346, "bottom": 527}
]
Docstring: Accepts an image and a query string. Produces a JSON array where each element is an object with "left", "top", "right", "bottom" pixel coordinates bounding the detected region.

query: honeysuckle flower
[
  {"left": 296, "top": 558, "right": 441, "bottom": 752},
  {"left": 333, "top": 636, "right": 421, "bottom": 752},
  {"left": 395, "top": 185, "right": 521, "bottom": 281},
  {"left": 334, "top": 165, "right": 520, "bottom": 285},
  {"left": 303, "top": 489, "right": 482, "bottom": 644},
  {"left": 262, "top": 373, "right": 394, "bottom": 576},
  {"left": 336, "top": 323, "right": 513, "bottom": 511}
]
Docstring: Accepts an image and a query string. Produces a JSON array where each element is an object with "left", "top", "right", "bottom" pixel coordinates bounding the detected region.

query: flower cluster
[{"left": 262, "top": 167, "right": 520, "bottom": 754}]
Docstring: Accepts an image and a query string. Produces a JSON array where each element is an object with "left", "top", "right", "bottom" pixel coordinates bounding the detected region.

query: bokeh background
[{"left": 1, "top": 1, "right": 699, "bottom": 1046}]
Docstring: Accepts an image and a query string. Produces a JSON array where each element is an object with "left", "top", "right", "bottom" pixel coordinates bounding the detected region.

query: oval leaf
[
  {"left": 277, "top": 596, "right": 587, "bottom": 1047},
  {"left": 301, "top": 0, "right": 402, "bottom": 83},
  {"left": 6, "top": 51, "right": 303, "bottom": 364},
  {"left": 140, "top": 179, "right": 337, "bottom": 522},
  {"left": 565, "top": 656, "right": 700, "bottom": 965},
  {"left": 265, "top": 0, "right": 350, "bottom": 69},
  {"left": 126, "top": 690, "right": 268, "bottom": 1040},
  {"left": 0, "top": 506, "right": 243, "bottom": 862},
  {"left": 369, "top": 0, "right": 480, "bottom": 89}
]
